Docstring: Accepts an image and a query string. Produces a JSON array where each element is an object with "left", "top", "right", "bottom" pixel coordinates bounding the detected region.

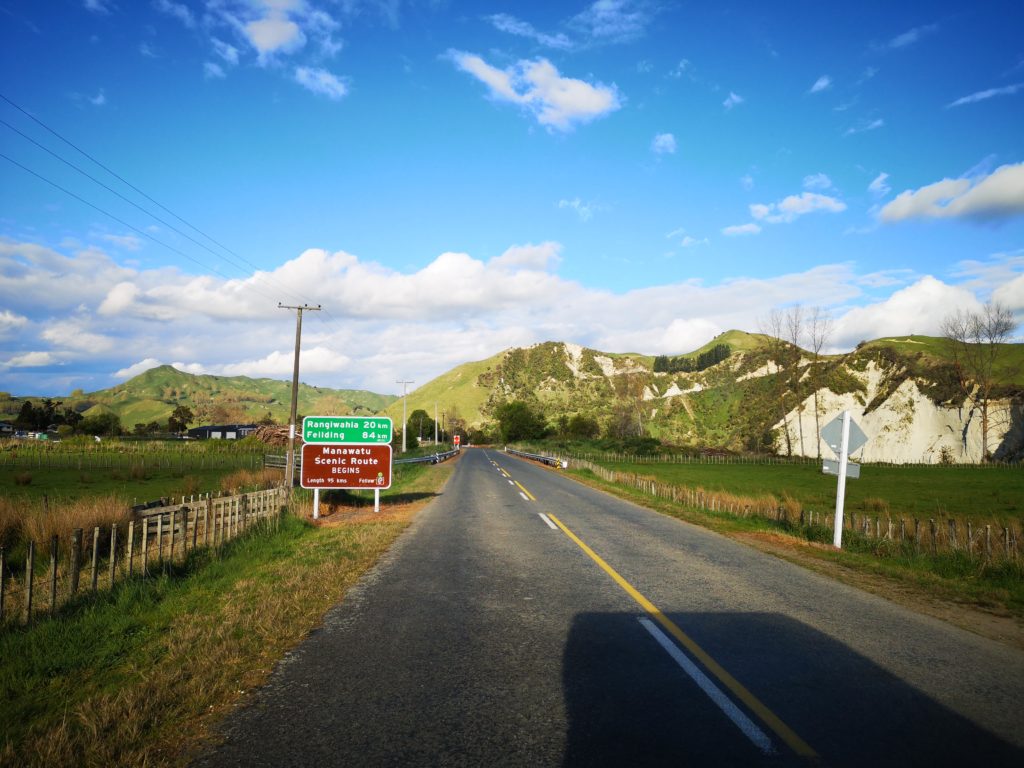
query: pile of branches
[{"left": 251, "top": 425, "right": 302, "bottom": 447}]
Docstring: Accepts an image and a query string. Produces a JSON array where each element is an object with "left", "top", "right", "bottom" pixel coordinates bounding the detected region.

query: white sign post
[
  {"left": 821, "top": 411, "right": 868, "bottom": 548},
  {"left": 313, "top": 487, "right": 320, "bottom": 520}
]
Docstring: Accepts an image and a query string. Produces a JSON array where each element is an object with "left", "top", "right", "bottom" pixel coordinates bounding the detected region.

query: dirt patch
[
  {"left": 312, "top": 501, "right": 420, "bottom": 526},
  {"left": 735, "top": 530, "right": 1024, "bottom": 652}
]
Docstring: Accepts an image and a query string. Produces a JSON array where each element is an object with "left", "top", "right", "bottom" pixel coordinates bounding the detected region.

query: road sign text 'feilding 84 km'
[
  {"left": 302, "top": 416, "right": 392, "bottom": 444},
  {"left": 300, "top": 444, "right": 392, "bottom": 490}
]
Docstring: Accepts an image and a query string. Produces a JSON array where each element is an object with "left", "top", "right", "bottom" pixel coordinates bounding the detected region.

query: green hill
[{"left": 2, "top": 365, "right": 396, "bottom": 430}]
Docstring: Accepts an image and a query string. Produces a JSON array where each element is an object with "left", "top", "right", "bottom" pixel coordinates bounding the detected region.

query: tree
[
  {"left": 79, "top": 412, "right": 122, "bottom": 436},
  {"left": 168, "top": 405, "right": 195, "bottom": 433},
  {"left": 807, "top": 306, "right": 834, "bottom": 460},
  {"left": 406, "top": 409, "right": 437, "bottom": 443},
  {"left": 493, "top": 401, "right": 548, "bottom": 442},
  {"left": 785, "top": 305, "right": 806, "bottom": 456},
  {"left": 567, "top": 414, "right": 601, "bottom": 439},
  {"left": 941, "top": 301, "right": 1016, "bottom": 460},
  {"left": 759, "top": 309, "right": 792, "bottom": 456}
]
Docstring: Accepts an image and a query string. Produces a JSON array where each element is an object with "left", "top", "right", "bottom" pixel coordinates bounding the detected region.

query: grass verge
[
  {"left": 1, "top": 460, "right": 455, "bottom": 767},
  {"left": 565, "top": 466, "right": 1024, "bottom": 647}
]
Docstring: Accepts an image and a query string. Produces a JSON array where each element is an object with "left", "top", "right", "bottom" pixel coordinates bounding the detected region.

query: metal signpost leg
[
  {"left": 313, "top": 487, "right": 320, "bottom": 520},
  {"left": 374, "top": 488, "right": 380, "bottom": 513},
  {"left": 832, "top": 410, "right": 851, "bottom": 548}
]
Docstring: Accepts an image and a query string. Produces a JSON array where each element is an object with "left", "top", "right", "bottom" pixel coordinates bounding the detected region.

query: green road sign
[{"left": 302, "top": 415, "right": 393, "bottom": 444}]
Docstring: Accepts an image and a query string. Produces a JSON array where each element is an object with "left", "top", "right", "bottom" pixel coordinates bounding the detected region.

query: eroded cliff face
[{"left": 775, "top": 361, "right": 1021, "bottom": 464}]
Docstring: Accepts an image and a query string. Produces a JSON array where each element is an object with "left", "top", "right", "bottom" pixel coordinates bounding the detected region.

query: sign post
[{"left": 821, "top": 411, "right": 868, "bottom": 548}]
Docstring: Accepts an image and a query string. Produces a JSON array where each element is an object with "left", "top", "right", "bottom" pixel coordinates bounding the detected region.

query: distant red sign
[
  {"left": 300, "top": 443, "right": 392, "bottom": 490},
  {"left": 454, "top": 435, "right": 461, "bottom": 446}
]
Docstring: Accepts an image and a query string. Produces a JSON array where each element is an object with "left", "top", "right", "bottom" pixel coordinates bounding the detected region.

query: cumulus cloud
[
  {"left": 750, "top": 192, "right": 847, "bottom": 224},
  {"left": 651, "top": 132, "right": 676, "bottom": 154},
  {"left": 723, "top": 91, "right": 744, "bottom": 110},
  {"left": 946, "top": 83, "right": 1023, "bottom": 108},
  {"left": 294, "top": 67, "right": 348, "bottom": 100},
  {"left": 722, "top": 223, "right": 761, "bottom": 236},
  {"left": 487, "top": 13, "right": 573, "bottom": 49},
  {"left": 448, "top": 51, "right": 621, "bottom": 131},
  {"left": 879, "top": 163, "right": 1024, "bottom": 223},
  {"left": 2, "top": 237, "right": 1019, "bottom": 396},
  {"left": 808, "top": 75, "right": 831, "bottom": 94}
]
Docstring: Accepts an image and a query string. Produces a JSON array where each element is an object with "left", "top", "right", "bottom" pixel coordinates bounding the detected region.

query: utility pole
[
  {"left": 434, "top": 402, "right": 438, "bottom": 445},
  {"left": 396, "top": 379, "right": 413, "bottom": 454},
  {"left": 279, "top": 303, "right": 321, "bottom": 486}
]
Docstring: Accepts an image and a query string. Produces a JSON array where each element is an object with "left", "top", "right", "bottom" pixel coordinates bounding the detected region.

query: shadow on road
[{"left": 562, "top": 611, "right": 1023, "bottom": 767}]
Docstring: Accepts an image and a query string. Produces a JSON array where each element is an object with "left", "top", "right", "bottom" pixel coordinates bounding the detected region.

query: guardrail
[
  {"left": 505, "top": 447, "right": 567, "bottom": 468},
  {"left": 394, "top": 448, "right": 460, "bottom": 466}
]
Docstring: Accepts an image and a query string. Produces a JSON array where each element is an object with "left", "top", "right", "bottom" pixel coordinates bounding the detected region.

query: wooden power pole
[{"left": 279, "top": 303, "right": 321, "bottom": 486}]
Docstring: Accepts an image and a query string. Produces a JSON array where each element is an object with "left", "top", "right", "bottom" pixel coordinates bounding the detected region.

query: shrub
[{"left": 13, "top": 471, "right": 32, "bottom": 486}]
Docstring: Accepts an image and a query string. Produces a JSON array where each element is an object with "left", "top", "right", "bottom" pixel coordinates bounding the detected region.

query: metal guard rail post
[{"left": 505, "top": 447, "right": 568, "bottom": 469}]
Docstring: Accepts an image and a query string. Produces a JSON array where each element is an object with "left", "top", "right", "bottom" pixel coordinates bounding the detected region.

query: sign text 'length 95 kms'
[
  {"left": 300, "top": 444, "right": 392, "bottom": 490},
  {"left": 302, "top": 416, "right": 393, "bottom": 444}
]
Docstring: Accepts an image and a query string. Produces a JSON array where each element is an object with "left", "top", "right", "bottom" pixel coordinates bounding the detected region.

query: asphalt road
[{"left": 197, "top": 448, "right": 1024, "bottom": 767}]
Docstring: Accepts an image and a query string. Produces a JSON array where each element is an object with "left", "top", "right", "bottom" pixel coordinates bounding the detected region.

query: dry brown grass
[
  {"left": 19, "top": 495, "right": 131, "bottom": 550},
  {"left": 0, "top": 497, "right": 22, "bottom": 549},
  {"left": 219, "top": 468, "right": 281, "bottom": 494}
]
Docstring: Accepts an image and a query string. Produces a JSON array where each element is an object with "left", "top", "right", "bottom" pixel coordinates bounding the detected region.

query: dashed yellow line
[
  {"left": 545, "top": 512, "right": 818, "bottom": 761},
  {"left": 514, "top": 481, "right": 536, "bottom": 501}
]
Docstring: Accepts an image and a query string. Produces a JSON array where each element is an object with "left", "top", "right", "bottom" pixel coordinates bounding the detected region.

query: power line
[{"left": 0, "top": 91, "right": 314, "bottom": 305}]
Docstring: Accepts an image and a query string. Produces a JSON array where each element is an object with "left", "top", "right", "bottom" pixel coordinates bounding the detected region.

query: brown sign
[{"left": 300, "top": 443, "right": 392, "bottom": 490}]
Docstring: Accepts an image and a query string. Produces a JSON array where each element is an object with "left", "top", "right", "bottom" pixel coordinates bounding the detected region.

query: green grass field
[{"left": 596, "top": 459, "right": 1024, "bottom": 526}]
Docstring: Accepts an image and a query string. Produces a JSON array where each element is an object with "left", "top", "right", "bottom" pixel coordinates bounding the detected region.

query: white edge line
[
  {"left": 519, "top": 492, "right": 529, "bottom": 501},
  {"left": 538, "top": 513, "right": 558, "bottom": 530},
  {"left": 638, "top": 617, "right": 775, "bottom": 755}
]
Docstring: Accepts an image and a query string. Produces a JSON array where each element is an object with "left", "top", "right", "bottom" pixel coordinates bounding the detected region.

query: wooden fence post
[
  {"left": 985, "top": 525, "right": 992, "bottom": 562},
  {"left": 109, "top": 524, "right": 118, "bottom": 587},
  {"left": 0, "top": 546, "right": 6, "bottom": 621},
  {"left": 49, "top": 535, "right": 59, "bottom": 615},
  {"left": 1004, "top": 528, "right": 1011, "bottom": 560},
  {"left": 192, "top": 505, "right": 199, "bottom": 550},
  {"left": 127, "top": 520, "right": 135, "bottom": 577},
  {"left": 929, "top": 519, "right": 937, "bottom": 556},
  {"left": 949, "top": 520, "right": 958, "bottom": 551},
  {"left": 914, "top": 519, "right": 921, "bottom": 554},
  {"left": 24, "top": 540, "right": 34, "bottom": 624},
  {"left": 90, "top": 526, "right": 100, "bottom": 591},
  {"left": 169, "top": 509, "right": 176, "bottom": 564},
  {"left": 156, "top": 514, "right": 164, "bottom": 567},
  {"left": 205, "top": 496, "right": 211, "bottom": 546},
  {"left": 141, "top": 517, "right": 149, "bottom": 576},
  {"left": 181, "top": 506, "right": 189, "bottom": 556},
  {"left": 70, "top": 528, "right": 82, "bottom": 595}
]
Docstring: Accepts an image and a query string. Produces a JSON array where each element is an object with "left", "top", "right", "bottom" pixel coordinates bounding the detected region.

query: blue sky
[{"left": 1, "top": 0, "right": 1022, "bottom": 397}]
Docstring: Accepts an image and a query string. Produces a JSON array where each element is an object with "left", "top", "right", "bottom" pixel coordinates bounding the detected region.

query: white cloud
[
  {"left": 946, "top": 83, "right": 1023, "bottom": 108},
  {"left": 802, "top": 173, "right": 832, "bottom": 191},
  {"left": 294, "top": 67, "right": 349, "bottom": 100},
  {"left": 844, "top": 118, "right": 884, "bottom": 136},
  {"left": 722, "top": 223, "right": 761, "bottom": 236},
  {"left": 139, "top": 42, "right": 158, "bottom": 58},
  {"left": 569, "top": 0, "right": 652, "bottom": 44},
  {"left": 83, "top": 0, "right": 111, "bottom": 13},
  {"left": 486, "top": 13, "right": 573, "bottom": 49},
  {"left": 651, "top": 133, "right": 676, "bottom": 155},
  {"left": 3, "top": 238, "right": 1019, "bottom": 397},
  {"left": 100, "top": 233, "right": 143, "bottom": 251},
  {"left": 0, "top": 310, "right": 28, "bottom": 334},
  {"left": 679, "top": 236, "right": 709, "bottom": 248},
  {"left": 750, "top": 192, "right": 846, "bottom": 224},
  {"left": 558, "top": 198, "right": 598, "bottom": 222},
  {"left": 89, "top": 89, "right": 106, "bottom": 106},
  {"left": 868, "top": 172, "right": 891, "bottom": 197},
  {"left": 153, "top": 0, "right": 195, "bottom": 28},
  {"left": 244, "top": 8, "right": 306, "bottom": 61},
  {"left": 879, "top": 163, "right": 1024, "bottom": 223},
  {"left": 833, "top": 276, "right": 978, "bottom": 347},
  {"left": 883, "top": 23, "right": 938, "bottom": 50},
  {"left": 723, "top": 91, "right": 744, "bottom": 110},
  {"left": 668, "top": 59, "right": 692, "bottom": 79},
  {"left": 204, "top": 62, "right": 227, "bottom": 79},
  {"left": 449, "top": 51, "right": 621, "bottom": 131},
  {"left": 808, "top": 75, "right": 831, "bottom": 94},
  {"left": 114, "top": 358, "right": 163, "bottom": 380},
  {"left": 5, "top": 351, "right": 58, "bottom": 368},
  {"left": 740, "top": 174, "right": 754, "bottom": 191},
  {"left": 212, "top": 38, "right": 240, "bottom": 66}
]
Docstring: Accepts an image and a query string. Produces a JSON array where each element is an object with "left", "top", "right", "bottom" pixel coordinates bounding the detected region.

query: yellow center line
[
  {"left": 514, "top": 481, "right": 536, "bottom": 501},
  {"left": 545, "top": 512, "right": 818, "bottom": 761}
]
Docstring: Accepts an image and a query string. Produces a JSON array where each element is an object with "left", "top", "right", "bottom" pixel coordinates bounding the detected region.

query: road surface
[{"left": 197, "top": 448, "right": 1024, "bottom": 767}]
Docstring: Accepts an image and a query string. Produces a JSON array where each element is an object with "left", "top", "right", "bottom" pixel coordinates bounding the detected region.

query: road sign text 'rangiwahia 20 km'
[{"left": 302, "top": 416, "right": 392, "bottom": 444}]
